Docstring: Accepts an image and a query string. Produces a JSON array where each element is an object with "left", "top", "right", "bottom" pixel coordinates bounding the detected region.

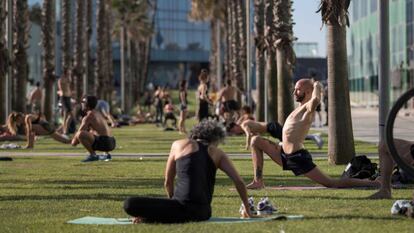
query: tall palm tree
[
  {"left": 274, "top": 0, "right": 295, "bottom": 124},
  {"left": 73, "top": 0, "right": 85, "bottom": 101},
  {"left": 318, "top": 0, "right": 354, "bottom": 164},
  {"left": 104, "top": 0, "right": 114, "bottom": 102},
  {"left": 236, "top": 0, "right": 247, "bottom": 92},
  {"left": 13, "top": 0, "right": 29, "bottom": 113},
  {"left": 264, "top": 0, "right": 277, "bottom": 122},
  {"left": 96, "top": 0, "right": 107, "bottom": 100},
  {"left": 85, "top": 0, "right": 94, "bottom": 95},
  {"left": 0, "top": 1, "right": 8, "bottom": 123},
  {"left": 41, "top": 0, "right": 56, "bottom": 121},
  {"left": 61, "top": 0, "right": 71, "bottom": 71},
  {"left": 253, "top": 0, "right": 265, "bottom": 121}
]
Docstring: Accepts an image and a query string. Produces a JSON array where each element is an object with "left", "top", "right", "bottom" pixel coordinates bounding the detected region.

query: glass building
[
  {"left": 148, "top": 0, "right": 210, "bottom": 88},
  {"left": 348, "top": 0, "right": 413, "bottom": 106}
]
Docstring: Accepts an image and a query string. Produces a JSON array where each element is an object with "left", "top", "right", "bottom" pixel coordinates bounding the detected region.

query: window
[{"left": 370, "top": 0, "right": 377, "bottom": 13}]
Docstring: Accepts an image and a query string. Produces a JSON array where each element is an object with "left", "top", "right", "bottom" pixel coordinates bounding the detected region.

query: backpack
[
  {"left": 341, "top": 155, "right": 378, "bottom": 179},
  {"left": 392, "top": 166, "right": 414, "bottom": 184}
]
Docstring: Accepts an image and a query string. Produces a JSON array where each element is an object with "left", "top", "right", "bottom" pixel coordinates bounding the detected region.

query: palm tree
[
  {"left": 236, "top": 0, "right": 247, "bottom": 92},
  {"left": 61, "top": 0, "right": 71, "bottom": 71},
  {"left": 96, "top": 0, "right": 107, "bottom": 100},
  {"left": 104, "top": 0, "right": 114, "bottom": 102},
  {"left": 41, "top": 0, "right": 56, "bottom": 121},
  {"left": 274, "top": 0, "right": 295, "bottom": 124},
  {"left": 264, "top": 0, "right": 277, "bottom": 122},
  {"left": 0, "top": 0, "right": 8, "bottom": 123},
  {"left": 73, "top": 0, "right": 85, "bottom": 101},
  {"left": 253, "top": 0, "right": 265, "bottom": 121},
  {"left": 318, "top": 0, "right": 354, "bottom": 164},
  {"left": 13, "top": 0, "right": 29, "bottom": 113},
  {"left": 85, "top": 0, "right": 94, "bottom": 95}
]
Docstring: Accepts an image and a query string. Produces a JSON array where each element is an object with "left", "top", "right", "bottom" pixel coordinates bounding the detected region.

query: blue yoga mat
[{"left": 67, "top": 215, "right": 304, "bottom": 225}]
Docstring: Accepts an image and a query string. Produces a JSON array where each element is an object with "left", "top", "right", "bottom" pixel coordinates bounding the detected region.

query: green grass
[
  {"left": 0, "top": 117, "right": 378, "bottom": 154},
  {"left": 0, "top": 156, "right": 413, "bottom": 233}
]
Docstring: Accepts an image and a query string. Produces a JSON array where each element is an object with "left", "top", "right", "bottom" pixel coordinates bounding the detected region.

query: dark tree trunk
[
  {"left": 74, "top": 0, "right": 85, "bottom": 101},
  {"left": 0, "top": 1, "right": 8, "bottom": 123},
  {"left": 254, "top": 0, "right": 265, "bottom": 121}
]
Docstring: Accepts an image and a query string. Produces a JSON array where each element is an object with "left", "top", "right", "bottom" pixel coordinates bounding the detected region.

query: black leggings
[{"left": 124, "top": 197, "right": 211, "bottom": 223}]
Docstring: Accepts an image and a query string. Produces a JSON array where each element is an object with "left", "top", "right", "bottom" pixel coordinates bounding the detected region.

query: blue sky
[{"left": 28, "top": 0, "right": 327, "bottom": 56}]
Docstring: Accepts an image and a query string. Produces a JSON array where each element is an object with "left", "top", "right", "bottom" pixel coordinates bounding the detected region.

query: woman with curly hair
[{"left": 124, "top": 120, "right": 253, "bottom": 223}]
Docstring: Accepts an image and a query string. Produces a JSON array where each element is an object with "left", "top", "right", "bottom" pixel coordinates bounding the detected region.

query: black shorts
[
  {"left": 223, "top": 100, "right": 240, "bottom": 112},
  {"left": 61, "top": 96, "right": 72, "bottom": 112},
  {"left": 280, "top": 148, "right": 316, "bottom": 176},
  {"left": 180, "top": 104, "right": 187, "bottom": 111},
  {"left": 316, "top": 104, "right": 321, "bottom": 112},
  {"left": 92, "top": 136, "right": 116, "bottom": 152},
  {"left": 266, "top": 122, "right": 283, "bottom": 141}
]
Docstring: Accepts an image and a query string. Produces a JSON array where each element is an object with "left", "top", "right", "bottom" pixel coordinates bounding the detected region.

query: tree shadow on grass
[
  {"left": 0, "top": 193, "right": 167, "bottom": 202},
  {"left": 304, "top": 215, "right": 404, "bottom": 221}
]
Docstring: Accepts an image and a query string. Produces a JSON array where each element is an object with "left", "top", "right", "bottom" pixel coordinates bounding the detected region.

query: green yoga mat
[{"left": 67, "top": 215, "right": 304, "bottom": 225}]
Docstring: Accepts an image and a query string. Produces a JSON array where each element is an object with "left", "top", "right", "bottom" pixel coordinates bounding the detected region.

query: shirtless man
[
  {"left": 217, "top": 79, "right": 242, "bottom": 120},
  {"left": 246, "top": 79, "right": 379, "bottom": 189},
  {"left": 72, "top": 96, "right": 116, "bottom": 162},
  {"left": 58, "top": 68, "right": 74, "bottom": 135},
  {"left": 370, "top": 139, "right": 414, "bottom": 199},
  {"left": 28, "top": 82, "right": 42, "bottom": 113}
]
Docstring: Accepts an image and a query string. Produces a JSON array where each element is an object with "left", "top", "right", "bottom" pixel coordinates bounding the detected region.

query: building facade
[{"left": 348, "top": 0, "right": 413, "bottom": 106}]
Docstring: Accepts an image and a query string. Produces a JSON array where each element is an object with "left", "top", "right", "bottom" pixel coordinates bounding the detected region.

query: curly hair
[{"left": 189, "top": 119, "right": 226, "bottom": 144}]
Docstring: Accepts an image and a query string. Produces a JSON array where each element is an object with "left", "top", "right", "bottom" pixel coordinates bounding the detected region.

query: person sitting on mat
[
  {"left": 2, "top": 112, "right": 71, "bottom": 148},
  {"left": 370, "top": 138, "right": 414, "bottom": 199},
  {"left": 123, "top": 120, "right": 254, "bottom": 223},
  {"left": 246, "top": 78, "right": 380, "bottom": 189},
  {"left": 71, "top": 96, "right": 116, "bottom": 162}
]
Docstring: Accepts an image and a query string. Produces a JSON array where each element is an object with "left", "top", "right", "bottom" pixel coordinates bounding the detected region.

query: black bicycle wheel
[{"left": 385, "top": 88, "right": 414, "bottom": 177}]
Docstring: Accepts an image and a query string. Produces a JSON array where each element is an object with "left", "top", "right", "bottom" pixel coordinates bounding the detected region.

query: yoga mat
[
  {"left": 230, "top": 186, "right": 327, "bottom": 191},
  {"left": 67, "top": 215, "right": 304, "bottom": 225}
]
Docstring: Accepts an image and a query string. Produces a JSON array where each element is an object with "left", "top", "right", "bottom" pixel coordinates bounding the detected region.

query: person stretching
[
  {"left": 246, "top": 79, "right": 380, "bottom": 189},
  {"left": 71, "top": 96, "right": 116, "bottom": 162},
  {"left": 123, "top": 120, "right": 253, "bottom": 223}
]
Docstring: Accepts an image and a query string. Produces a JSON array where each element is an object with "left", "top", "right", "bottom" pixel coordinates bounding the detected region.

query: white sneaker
[
  {"left": 257, "top": 197, "right": 277, "bottom": 216},
  {"left": 240, "top": 197, "right": 257, "bottom": 216}
]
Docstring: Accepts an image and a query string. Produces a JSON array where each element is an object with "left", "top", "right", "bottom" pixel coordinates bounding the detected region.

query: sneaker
[
  {"left": 239, "top": 197, "right": 257, "bottom": 216},
  {"left": 257, "top": 197, "right": 277, "bottom": 216},
  {"left": 311, "top": 134, "right": 324, "bottom": 149},
  {"left": 99, "top": 153, "right": 112, "bottom": 161},
  {"left": 81, "top": 155, "right": 99, "bottom": 162}
]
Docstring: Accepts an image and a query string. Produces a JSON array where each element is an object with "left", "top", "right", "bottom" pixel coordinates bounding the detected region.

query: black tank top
[{"left": 173, "top": 142, "right": 217, "bottom": 205}]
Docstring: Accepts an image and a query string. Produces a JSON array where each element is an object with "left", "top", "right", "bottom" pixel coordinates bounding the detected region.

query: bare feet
[
  {"left": 132, "top": 217, "right": 143, "bottom": 224},
  {"left": 246, "top": 180, "right": 265, "bottom": 189},
  {"left": 368, "top": 189, "right": 392, "bottom": 199}
]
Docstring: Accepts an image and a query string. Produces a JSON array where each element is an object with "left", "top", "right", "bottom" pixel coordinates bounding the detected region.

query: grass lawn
[
  {"left": 0, "top": 118, "right": 378, "bottom": 154},
  {"left": 0, "top": 156, "right": 414, "bottom": 233}
]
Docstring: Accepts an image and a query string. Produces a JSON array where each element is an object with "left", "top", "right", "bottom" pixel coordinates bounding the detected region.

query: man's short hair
[
  {"left": 226, "top": 79, "right": 232, "bottom": 86},
  {"left": 83, "top": 96, "right": 98, "bottom": 110},
  {"left": 35, "top": 81, "right": 40, "bottom": 87}
]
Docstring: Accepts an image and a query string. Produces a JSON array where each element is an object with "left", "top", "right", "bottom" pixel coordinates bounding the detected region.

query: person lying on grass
[
  {"left": 3, "top": 112, "right": 70, "bottom": 148},
  {"left": 246, "top": 78, "right": 380, "bottom": 189},
  {"left": 123, "top": 120, "right": 254, "bottom": 223}
]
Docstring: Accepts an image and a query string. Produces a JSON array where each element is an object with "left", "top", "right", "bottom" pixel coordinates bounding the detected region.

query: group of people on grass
[{"left": 1, "top": 68, "right": 413, "bottom": 222}]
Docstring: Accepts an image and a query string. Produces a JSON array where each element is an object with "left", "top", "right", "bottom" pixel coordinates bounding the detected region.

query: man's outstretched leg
[
  {"left": 304, "top": 166, "right": 380, "bottom": 188},
  {"left": 246, "top": 136, "right": 282, "bottom": 189}
]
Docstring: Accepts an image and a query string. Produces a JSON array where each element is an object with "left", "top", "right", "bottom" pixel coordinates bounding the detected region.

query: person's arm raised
[
  {"left": 164, "top": 141, "right": 177, "bottom": 198},
  {"left": 217, "top": 150, "right": 253, "bottom": 218},
  {"left": 307, "top": 81, "right": 322, "bottom": 112}
]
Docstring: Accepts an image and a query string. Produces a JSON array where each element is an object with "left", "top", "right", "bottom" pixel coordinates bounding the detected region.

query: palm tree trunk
[
  {"left": 41, "top": 0, "right": 56, "bottom": 121},
  {"left": 13, "top": 0, "right": 29, "bottom": 113},
  {"left": 327, "top": 23, "right": 355, "bottom": 164},
  {"left": 86, "top": 0, "right": 94, "bottom": 95},
  {"left": 231, "top": 0, "right": 242, "bottom": 91},
  {"left": 105, "top": 0, "right": 113, "bottom": 102},
  {"left": 237, "top": 0, "right": 246, "bottom": 92},
  {"left": 96, "top": 0, "right": 106, "bottom": 99},
  {"left": 0, "top": 1, "right": 7, "bottom": 123},
  {"left": 225, "top": 0, "right": 232, "bottom": 80},
  {"left": 254, "top": 0, "right": 265, "bottom": 121},
  {"left": 74, "top": 0, "right": 85, "bottom": 101},
  {"left": 61, "top": 0, "right": 71, "bottom": 71},
  {"left": 209, "top": 20, "right": 218, "bottom": 89},
  {"left": 265, "top": 0, "right": 277, "bottom": 121},
  {"left": 266, "top": 50, "right": 277, "bottom": 121},
  {"left": 275, "top": 0, "right": 294, "bottom": 124},
  {"left": 318, "top": 0, "right": 355, "bottom": 164}
]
